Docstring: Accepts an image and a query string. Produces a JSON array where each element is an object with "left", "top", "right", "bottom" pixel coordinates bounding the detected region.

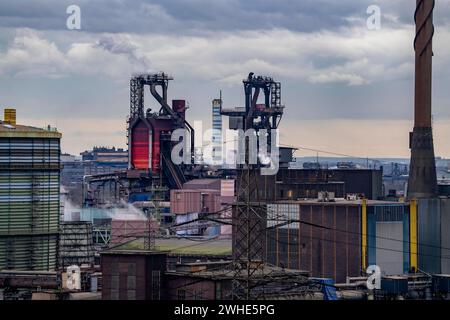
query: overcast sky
[{"left": 1, "top": 0, "right": 450, "bottom": 158}]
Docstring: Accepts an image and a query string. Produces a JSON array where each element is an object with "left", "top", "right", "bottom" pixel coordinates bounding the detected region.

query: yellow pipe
[
  {"left": 410, "top": 199, "right": 418, "bottom": 272},
  {"left": 362, "top": 198, "right": 367, "bottom": 270}
]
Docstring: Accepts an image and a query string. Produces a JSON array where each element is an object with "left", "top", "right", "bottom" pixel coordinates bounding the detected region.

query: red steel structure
[
  {"left": 127, "top": 73, "right": 194, "bottom": 189},
  {"left": 131, "top": 121, "right": 150, "bottom": 170}
]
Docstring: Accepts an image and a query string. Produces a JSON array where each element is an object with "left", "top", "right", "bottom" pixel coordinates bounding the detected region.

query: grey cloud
[
  {"left": 0, "top": 0, "right": 408, "bottom": 34},
  {"left": 2, "top": 0, "right": 450, "bottom": 36}
]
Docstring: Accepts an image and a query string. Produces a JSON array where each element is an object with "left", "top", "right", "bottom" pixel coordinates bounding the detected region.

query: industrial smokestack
[{"left": 408, "top": 0, "right": 438, "bottom": 198}]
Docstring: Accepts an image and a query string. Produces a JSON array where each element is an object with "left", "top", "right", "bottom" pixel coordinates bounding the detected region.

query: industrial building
[
  {"left": 256, "top": 168, "right": 383, "bottom": 201},
  {"left": 61, "top": 147, "right": 128, "bottom": 206},
  {"left": 0, "top": 109, "right": 61, "bottom": 271},
  {"left": 82, "top": 73, "right": 205, "bottom": 210},
  {"left": 100, "top": 249, "right": 313, "bottom": 300},
  {"left": 265, "top": 199, "right": 413, "bottom": 283},
  {"left": 417, "top": 198, "right": 450, "bottom": 274},
  {"left": 81, "top": 147, "right": 128, "bottom": 175},
  {"left": 3, "top": 0, "right": 450, "bottom": 303},
  {"left": 170, "top": 179, "right": 234, "bottom": 237},
  {"left": 101, "top": 250, "right": 166, "bottom": 300}
]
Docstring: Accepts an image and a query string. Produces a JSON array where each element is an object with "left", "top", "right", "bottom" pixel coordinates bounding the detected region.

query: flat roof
[
  {"left": 102, "top": 250, "right": 169, "bottom": 256},
  {"left": 112, "top": 237, "right": 232, "bottom": 256},
  {"left": 0, "top": 121, "right": 61, "bottom": 139},
  {"left": 270, "top": 199, "right": 406, "bottom": 206}
]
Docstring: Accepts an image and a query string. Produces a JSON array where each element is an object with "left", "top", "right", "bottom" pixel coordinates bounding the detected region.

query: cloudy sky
[{"left": 1, "top": 0, "right": 450, "bottom": 158}]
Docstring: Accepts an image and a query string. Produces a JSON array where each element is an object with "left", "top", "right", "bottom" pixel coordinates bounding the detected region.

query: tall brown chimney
[{"left": 408, "top": 0, "right": 438, "bottom": 198}]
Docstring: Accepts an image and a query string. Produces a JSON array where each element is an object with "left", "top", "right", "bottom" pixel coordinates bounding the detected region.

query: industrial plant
[{"left": 2, "top": 0, "right": 450, "bottom": 303}]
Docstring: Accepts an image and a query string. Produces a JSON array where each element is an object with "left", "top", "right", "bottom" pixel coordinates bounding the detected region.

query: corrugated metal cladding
[
  {"left": 417, "top": 198, "right": 450, "bottom": 274},
  {"left": 170, "top": 189, "right": 221, "bottom": 214},
  {"left": 220, "top": 180, "right": 235, "bottom": 197},
  {"left": 101, "top": 252, "right": 166, "bottom": 300},
  {"left": 441, "top": 199, "right": 450, "bottom": 274},
  {"left": 266, "top": 203, "right": 361, "bottom": 283},
  {"left": 0, "top": 137, "right": 60, "bottom": 271},
  {"left": 367, "top": 204, "right": 409, "bottom": 276}
]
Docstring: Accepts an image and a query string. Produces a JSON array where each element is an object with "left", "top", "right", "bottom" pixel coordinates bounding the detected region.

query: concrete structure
[{"left": 0, "top": 109, "right": 61, "bottom": 270}]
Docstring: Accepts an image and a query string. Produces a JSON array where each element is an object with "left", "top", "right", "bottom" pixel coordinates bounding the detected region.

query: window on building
[
  {"left": 177, "top": 289, "right": 186, "bottom": 300},
  {"left": 215, "top": 282, "right": 222, "bottom": 300},
  {"left": 151, "top": 270, "right": 161, "bottom": 300},
  {"left": 193, "top": 290, "right": 203, "bottom": 300}
]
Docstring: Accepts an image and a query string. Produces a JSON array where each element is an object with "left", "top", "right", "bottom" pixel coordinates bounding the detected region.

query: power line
[
  {"left": 265, "top": 229, "right": 450, "bottom": 262},
  {"left": 170, "top": 202, "right": 450, "bottom": 256}
]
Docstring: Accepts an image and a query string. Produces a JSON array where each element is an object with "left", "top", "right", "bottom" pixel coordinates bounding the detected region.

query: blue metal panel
[
  {"left": 381, "top": 277, "right": 408, "bottom": 294},
  {"left": 439, "top": 199, "right": 450, "bottom": 273},
  {"left": 311, "top": 278, "right": 337, "bottom": 300},
  {"left": 403, "top": 206, "right": 410, "bottom": 273},
  {"left": 128, "top": 193, "right": 150, "bottom": 202}
]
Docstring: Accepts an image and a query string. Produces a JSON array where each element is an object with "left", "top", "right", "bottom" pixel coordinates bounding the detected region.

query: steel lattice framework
[{"left": 228, "top": 73, "right": 284, "bottom": 299}]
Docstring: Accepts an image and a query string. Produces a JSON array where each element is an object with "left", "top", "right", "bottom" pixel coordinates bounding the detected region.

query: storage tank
[
  {"left": 0, "top": 110, "right": 61, "bottom": 270},
  {"left": 66, "top": 265, "right": 81, "bottom": 291}
]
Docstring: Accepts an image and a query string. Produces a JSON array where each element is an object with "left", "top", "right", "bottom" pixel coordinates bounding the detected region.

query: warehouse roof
[{"left": 183, "top": 179, "right": 221, "bottom": 190}]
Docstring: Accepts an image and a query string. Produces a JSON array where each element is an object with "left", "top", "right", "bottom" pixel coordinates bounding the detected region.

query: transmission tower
[{"left": 144, "top": 186, "right": 167, "bottom": 251}]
